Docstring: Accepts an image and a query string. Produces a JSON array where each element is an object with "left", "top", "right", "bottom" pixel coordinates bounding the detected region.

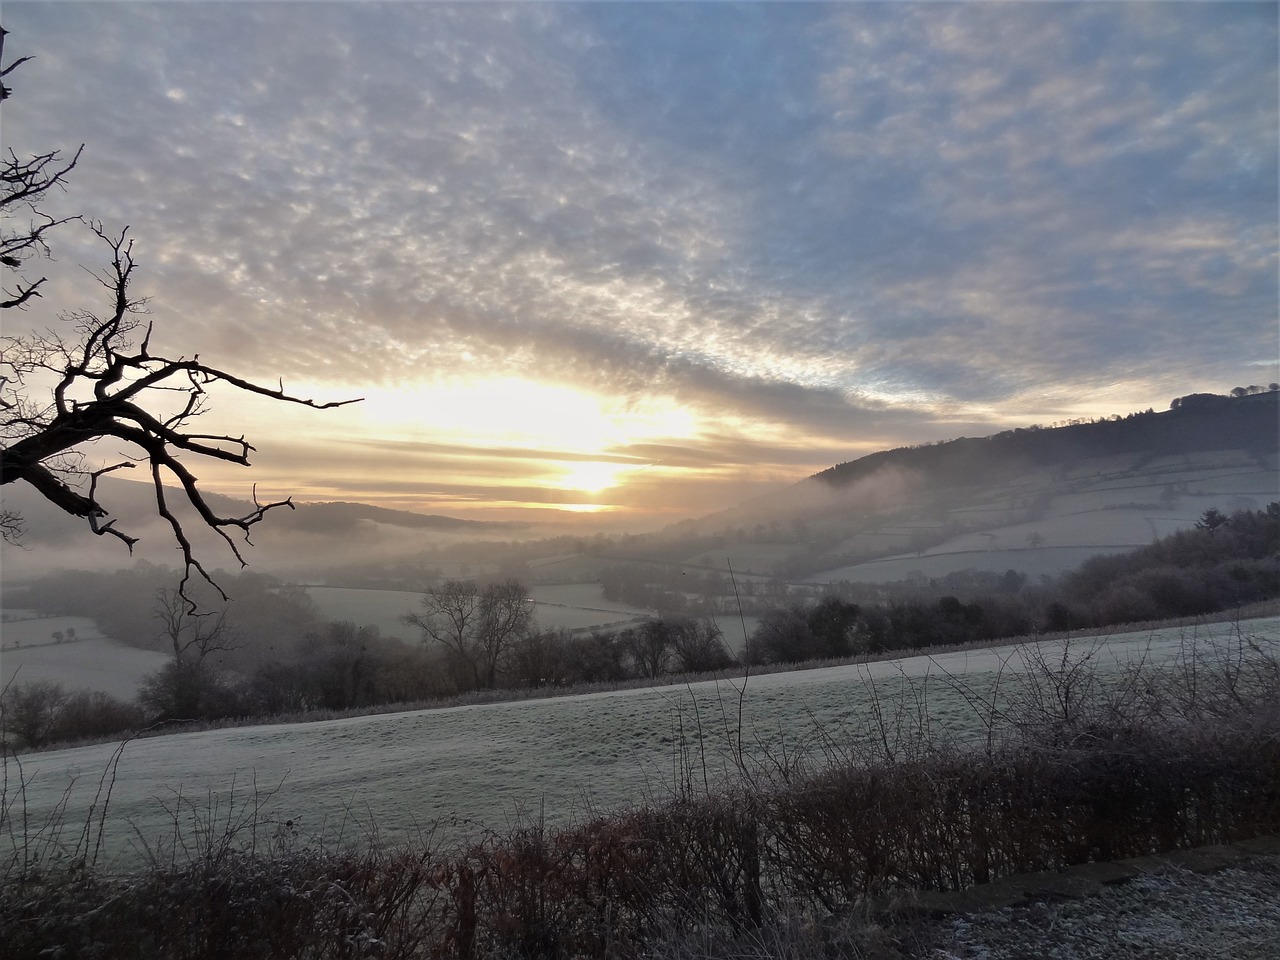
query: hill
[
  {"left": 815, "top": 391, "right": 1275, "bottom": 492},
  {"left": 632, "top": 391, "right": 1278, "bottom": 582},
  {"left": 2, "top": 392, "right": 1275, "bottom": 588}
]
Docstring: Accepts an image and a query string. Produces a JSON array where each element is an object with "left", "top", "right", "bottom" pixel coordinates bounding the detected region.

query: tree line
[
  {"left": 3, "top": 504, "right": 1276, "bottom": 749},
  {"left": 747, "top": 503, "right": 1278, "bottom": 662}
]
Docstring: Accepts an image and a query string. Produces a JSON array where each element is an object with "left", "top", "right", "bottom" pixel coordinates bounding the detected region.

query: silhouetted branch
[
  {"left": 0, "top": 227, "right": 360, "bottom": 606},
  {"left": 0, "top": 24, "right": 361, "bottom": 607}
]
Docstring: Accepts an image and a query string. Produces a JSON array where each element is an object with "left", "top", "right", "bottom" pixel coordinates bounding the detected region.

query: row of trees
[
  {"left": 5, "top": 505, "right": 1276, "bottom": 749},
  {"left": 2, "top": 574, "right": 737, "bottom": 746},
  {"left": 402, "top": 578, "right": 734, "bottom": 687},
  {"left": 744, "top": 504, "right": 1280, "bottom": 663},
  {"left": 0, "top": 610, "right": 735, "bottom": 750},
  {"left": 0, "top": 681, "right": 143, "bottom": 750}
]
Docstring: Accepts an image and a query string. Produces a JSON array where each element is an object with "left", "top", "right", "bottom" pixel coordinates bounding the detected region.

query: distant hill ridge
[
  {"left": 814, "top": 391, "right": 1278, "bottom": 492},
  {"left": 272, "top": 500, "right": 503, "bottom": 533}
]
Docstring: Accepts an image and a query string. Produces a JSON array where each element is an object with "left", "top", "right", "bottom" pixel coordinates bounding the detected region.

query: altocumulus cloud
[{"left": 3, "top": 2, "right": 1275, "bottom": 509}]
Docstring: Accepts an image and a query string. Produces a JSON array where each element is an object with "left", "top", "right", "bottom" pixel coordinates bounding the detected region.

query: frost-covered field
[
  {"left": 807, "top": 456, "right": 1278, "bottom": 584},
  {"left": 1, "top": 616, "right": 168, "bottom": 699},
  {"left": 306, "top": 584, "right": 653, "bottom": 639},
  {"left": 7, "top": 617, "right": 1276, "bottom": 867}
]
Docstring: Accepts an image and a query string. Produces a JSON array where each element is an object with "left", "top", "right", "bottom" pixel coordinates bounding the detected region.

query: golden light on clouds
[
  {"left": 198, "top": 376, "right": 713, "bottom": 522},
  {"left": 558, "top": 459, "right": 637, "bottom": 496},
  {"left": 10, "top": 2, "right": 1270, "bottom": 531},
  {"left": 355, "top": 377, "right": 696, "bottom": 454}
]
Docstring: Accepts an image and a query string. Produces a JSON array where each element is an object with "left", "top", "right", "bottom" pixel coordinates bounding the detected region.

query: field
[
  {"left": 1, "top": 614, "right": 168, "bottom": 700},
  {"left": 9, "top": 615, "right": 1275, "bottom": 868},
  {"left": 809, "top": 493, "right": 1276, "bottom": 583},
  {"left": 306, "top": 583, "right": 654, "bottom": 640},
  {"left": 809, "top": 545, "right": 1131, "bottom": 584},
  {"left": 798, "top": 449, "right": 1278, "bottom": 583}
]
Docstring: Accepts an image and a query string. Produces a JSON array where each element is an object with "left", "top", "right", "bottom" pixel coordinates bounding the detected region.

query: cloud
[{"left": 3, "top": 2, "right": 1274, "bottom": 523}]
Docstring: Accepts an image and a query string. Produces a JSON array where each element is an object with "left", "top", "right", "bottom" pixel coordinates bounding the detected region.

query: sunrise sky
[{"left": 3, "top": 2, "right": 1276, "bottom": 529}]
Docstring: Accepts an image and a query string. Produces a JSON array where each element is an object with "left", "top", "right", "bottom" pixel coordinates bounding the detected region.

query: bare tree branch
[
  {"left": 0, "top": 230, "right": 361, "bottom": 607},
  {"left": 86, "top": 462, "right": 139, "bottom": 550},
  {"left": 153, "top": 587, "right": 238, "bottom": 663},
  {"left": 0, "top": 142, "right": 84, "bottom": 307},
  {"left": 0, "top": 506, "right": 23, "bottom": 544},
  {"left": 0, "top": 26, "right": 362, "bottom": 607}
]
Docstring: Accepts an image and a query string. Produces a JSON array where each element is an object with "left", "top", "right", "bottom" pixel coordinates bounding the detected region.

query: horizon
[
  {"left": 187, "top": 387, "right": 1280, "bottom": 528},
  {"left": 3, "top": 2, "right": 1276, "bottom": 528}
]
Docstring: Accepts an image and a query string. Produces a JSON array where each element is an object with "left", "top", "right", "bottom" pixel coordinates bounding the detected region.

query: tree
[
  {"left": 141, "top": 588, "right": 239, "bottom": 719},
  {"left": 623, "top": 619, "right": 672, "bottom": 678},
  {"left": 806, "top": 596, "right": 861, "bottom": 658},
  {"left": 508, "top": 628, "right": 570, "bottom": 688},
  {"left": 1196, "top": 507, "right": 1229, "bottom": 532},
  {"left": 0, "top": 679, "right": 67, "bottom": 748},
  {"left": 0, "top": 23, "right": 358, "bottom": 604},
  {"left": 668, "top": 617, "right": 733, "bottom": 673},
  {"left": 304, "top": 620, "right": 382, "bottom": 709},
  {"left": 565, "top": 629, "right": 629, "bottom": 684},
  {"left": 404, "top": 579, "right": 534, "bottom": 690},
  {"left": 749, "top": 606, "right": 814, "bottom": 664}
]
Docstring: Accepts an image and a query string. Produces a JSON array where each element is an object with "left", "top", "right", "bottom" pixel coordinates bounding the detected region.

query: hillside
[
  {"left": 816, "top": 391, "right": 1276, "bottom": 491},
  {"left": 1, "top": 392, "right": 1275, "bottom": 588},
  {"left": 634, "top": 391, "right": 1279, "bottom": 582}
]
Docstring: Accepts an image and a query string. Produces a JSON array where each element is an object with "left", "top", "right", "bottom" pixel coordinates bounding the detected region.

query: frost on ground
[
  {"left": 8, "top": 616, "right": 1278, "bottom": 866},
  {"left": 923, "top": 858, "right": 1280, "bottom": 960},
  {"left": 1, "top": 619, "right": 168, "bottom": 700}
]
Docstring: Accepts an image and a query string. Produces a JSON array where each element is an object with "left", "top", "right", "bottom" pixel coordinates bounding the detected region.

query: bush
[
  {"left": 1, "top": 682, "right": 143, "bottom": 749},
  {"left": 53, "top": 690, "right": 145, "bottom": 744}
]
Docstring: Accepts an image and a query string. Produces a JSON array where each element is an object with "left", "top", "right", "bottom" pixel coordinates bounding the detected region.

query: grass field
[
  {"left": 809, "top": 545, "right": 1132, "bottom": 583},
  {"left": 306, "top": 583, "right": 655, "bottom": 639},
  {"left": 799, "top": 450, "right": 1277, "bottom": 583},
  {"left": 10, "top": 616, "right": 1274, "bottom": 868},
  {"left": 1, "top": 615, "right": 169, "bottom": 700}
]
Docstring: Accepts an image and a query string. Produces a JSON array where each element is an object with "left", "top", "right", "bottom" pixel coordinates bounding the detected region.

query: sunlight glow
[
  {"left": 555, "top": 502, "right": 611, "bottom": 514},
  {"left": 558, "top": 459, "right": 636, "bottom": 495},
  {"left": 182, "top": 375, "right": 790, "bottom": 524},
  {"left": 352, "top": 377, "right": 699, "bottom": 458}
]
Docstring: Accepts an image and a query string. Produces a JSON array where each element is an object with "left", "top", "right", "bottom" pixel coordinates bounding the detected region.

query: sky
[{"left": 2, "top": 1, "right": 1276, "bottom": 530}]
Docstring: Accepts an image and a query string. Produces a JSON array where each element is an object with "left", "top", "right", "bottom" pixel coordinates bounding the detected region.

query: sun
[
  {"left": 270, "top": 374, "right": 701, "bottom": 515},
  {"left": 559, "top": 460, "right": 634, "bottom": 495}
]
